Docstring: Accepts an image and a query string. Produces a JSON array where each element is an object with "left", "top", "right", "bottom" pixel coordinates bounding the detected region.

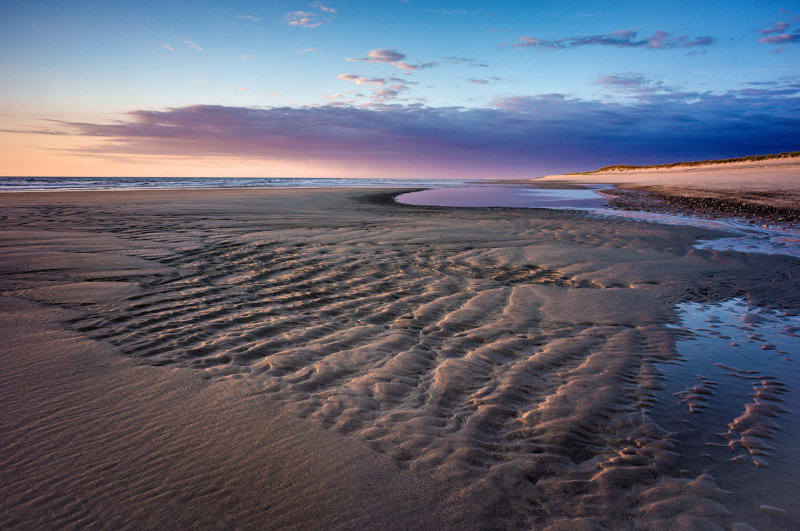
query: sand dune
[
  {"left": 1, "top": 188, "right": 798, "bottom": 529},
  {"left": 537, "top": 157, "right": 800, "bottom": 211}
]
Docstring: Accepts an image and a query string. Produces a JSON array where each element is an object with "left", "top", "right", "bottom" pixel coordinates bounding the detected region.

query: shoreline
[
  {"left": 601, "top": 187, "right": 800, "bottom": 225},
  {"left": 535, "top": 157, "right": 800, "bottom": 224}
]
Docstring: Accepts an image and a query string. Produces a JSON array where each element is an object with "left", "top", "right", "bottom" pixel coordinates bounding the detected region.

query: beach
[
  {"left": 538, "top": 157, "right": 800, "bottom": 220},
  {"left": 2, "top": 184, "right": 799, "bottom": 529}
]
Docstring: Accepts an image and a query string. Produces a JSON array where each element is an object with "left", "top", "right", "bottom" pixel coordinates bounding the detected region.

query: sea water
[{"left": 0, "top": 176, "right": 466, "bottom": 192}]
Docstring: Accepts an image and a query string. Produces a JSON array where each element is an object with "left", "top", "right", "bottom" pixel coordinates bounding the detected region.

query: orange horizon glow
[{"left": 0, "top": 131, "right": 543, "bottom": 180}]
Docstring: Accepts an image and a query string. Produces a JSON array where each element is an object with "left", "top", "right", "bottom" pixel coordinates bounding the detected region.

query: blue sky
[{"left": 1, "top": 0, "right": 798, "bottom": 177}]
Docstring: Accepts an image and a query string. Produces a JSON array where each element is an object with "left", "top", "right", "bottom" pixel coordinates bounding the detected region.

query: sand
[
  {"left": 537, "top": 157, "right": 800, "bottom": 211},
  {"left": 1, "top": 187, "right": 799, "bottom": 529}
]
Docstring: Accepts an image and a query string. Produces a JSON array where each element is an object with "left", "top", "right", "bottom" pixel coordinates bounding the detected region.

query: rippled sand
[{"left": 1, "top": 188, "right": 798, "bottom": 529}]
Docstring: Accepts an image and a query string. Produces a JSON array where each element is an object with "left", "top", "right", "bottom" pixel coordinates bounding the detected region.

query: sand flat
[{"left": 1, "top": 188, "right": 799, "bottom": 529}]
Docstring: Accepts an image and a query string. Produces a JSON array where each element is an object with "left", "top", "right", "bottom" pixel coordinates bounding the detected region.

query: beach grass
[{"left": 570, "top": 151, "right": 800, "bottom": 174}]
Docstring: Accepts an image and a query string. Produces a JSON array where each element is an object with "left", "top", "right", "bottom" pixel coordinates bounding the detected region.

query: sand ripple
[{"left": 4, "top": 190, "right": 798, "bottom": 528}]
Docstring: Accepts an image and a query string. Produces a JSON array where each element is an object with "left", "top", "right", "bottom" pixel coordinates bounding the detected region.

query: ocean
[{"left": 0, "top": 176, "right": 466, "bottom": 192}]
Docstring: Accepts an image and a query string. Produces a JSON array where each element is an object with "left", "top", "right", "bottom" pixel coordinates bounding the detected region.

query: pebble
[{"left": 605, "top": 189, "right": 800, "bottom": 224}]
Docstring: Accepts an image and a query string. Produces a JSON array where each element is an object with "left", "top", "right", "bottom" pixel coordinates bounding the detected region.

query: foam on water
[{"left": 651, "top": 299, "right": 800, "bottom": 528}]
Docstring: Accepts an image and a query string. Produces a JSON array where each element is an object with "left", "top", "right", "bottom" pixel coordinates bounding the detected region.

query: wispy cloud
[
  {"left": 311, "top": 2, "right": 337, "bottom": 14},
  {"left": 596, "top": 72, "right": 675, "bottom": 100},
  {"left": 512, "top": 29, "right": 715, "bottom": 51},
  {"left": 467, "top": 77, "right": 501, "bottom": 85},
  {"left": 760, "top": 33, "right": 800, "bottom": 44},
  {"left": 46, "top": 85, "right": 800, "bottom": 176},
  {"left": 757, "top": 20, "right": 800, "bottom": 45},
  {"left": 298, "top": 48, "right": 329, "bottom": 54},
  {"left": 231, "top": 87, "right": 250, "bottom": 92},
  {"left": 239, "top": 55, "right": 254, "bottom": 60},
  {"left": 236, "top": 14, "right": 259, "bottom": 22},
  {"left": 336, "top": 73, "right": 412, "bottom": 101},
  {"left": 347, "top": 48, "right": 436, "bottom": 71},
  {"left": 184, "top": 39, "right": 203, "bottom": 52},
  {"left": 161, "top": 43, "right": 174, "bottom": 52},
  {"left": 286, "top": 3, "right": 336, "bottom": 28},
  {"left": 336, "top": 74, "right": 387, "bottom": 85},
  {"left": 446, "top": 56, "right": 490, "bottom": 67},
  {"left": 286, "top": 11, "right": 320, "bottom": 28},
  {"left": 758, "top": 21, "right": 789, "bottom": 35}
]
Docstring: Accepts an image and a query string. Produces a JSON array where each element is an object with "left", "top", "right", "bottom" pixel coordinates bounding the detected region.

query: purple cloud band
[{"left": 48, "top": 84, "right": 800, "bottom": 176}]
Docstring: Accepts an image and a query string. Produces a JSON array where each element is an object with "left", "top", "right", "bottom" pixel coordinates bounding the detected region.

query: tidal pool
[
  {"left": 396, "top": 185, "right": 800, "bottom": 259},
  {"left": 395, "top": 185, "right": 609, "bottom": 209}
]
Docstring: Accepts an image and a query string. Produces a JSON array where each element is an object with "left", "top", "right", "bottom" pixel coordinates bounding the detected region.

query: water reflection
[
  {"left": 653, "top": 299, "right": 800, "bottom": 527},
  {"left": 396, "top": 185, "right": 800, "bottom": 258},
  {"left": 395, "top": 185, "right": 609, "bottom": 209}
]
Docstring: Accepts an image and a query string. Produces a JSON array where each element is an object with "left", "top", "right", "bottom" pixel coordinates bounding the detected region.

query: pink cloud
[
  {"left": 347, "top": 49, "right": 437, "bottom": 71},
  {"left": 758, "top": 22, "right": 789, "bottom": 35}
]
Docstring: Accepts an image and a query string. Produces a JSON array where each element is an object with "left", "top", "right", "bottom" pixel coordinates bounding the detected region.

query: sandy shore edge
[{"left": 535, "top": 158, "right": 800, "bottom": 222}]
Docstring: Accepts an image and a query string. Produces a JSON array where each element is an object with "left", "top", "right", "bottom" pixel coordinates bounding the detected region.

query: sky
[{"left": 1, "top": 0, "right": 799, "bottom": 179}]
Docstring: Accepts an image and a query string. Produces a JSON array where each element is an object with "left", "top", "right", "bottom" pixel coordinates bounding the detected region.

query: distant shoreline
[
  {"left": 572, "top": 151, "right": 800, "bottom": 174},
  {"left": 537, "top": 152, "right": 800, "bottom": 223}
]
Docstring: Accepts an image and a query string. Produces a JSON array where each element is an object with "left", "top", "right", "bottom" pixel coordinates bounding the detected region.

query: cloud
[
  {"left": 298, "top": 48, "right": 328, "bottom": 53},
  {"left": 336, "top": 74, "right": 387, "bottom": 85},
  {"left": 286, "top": 3, "right": 336, "bottom": 28},
  {"left": 239, "top": 55, "right": 254, "bottom": 60},
  {"left": 231, "top": 87, "right": 250, "bottom": 92},
  {"left": 756, "top": 20, "right": 800, "bottom": 44},
  {"left": 596, "top": 72, "right": 679, "bottom": 101},
  {"left": 45, "top": 84, "right": 800, "bottom": 177},
  {"left": 286, "top": 11, "right": 321, "bottom": 28},
  {"left": 512, "top": 29, "right": 715, "bottom": 51},
  {"left": 184, "top": 40, "right": 203, "bottom": 52},
  {"left": 311, "top": 2, "right": 337, "bottom": 14},
  {"left": 759, "top": 22, "right": 789, "bottom": 35},
  {"left": 446, "top": 56, "right": 490, "bottom": 67},
  {"left": 347, "top": 48, "right": 437, "bottom": 71},
  {"left": 236, "top": 14, "right": 259, "bottom": 22},
  {"left": 336, "top": 74, "right": 412, "bottom": 102},
  {"left": 161, "top": 43, "right": 174, "bottom": 52},
  {"left": 759, "top": 31, "right": 800, "bottom": 44}
]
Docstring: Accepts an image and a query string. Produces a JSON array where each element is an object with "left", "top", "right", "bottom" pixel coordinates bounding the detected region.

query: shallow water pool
[{"left": 395, "top": 185, "right": 609, "bottom": 209}]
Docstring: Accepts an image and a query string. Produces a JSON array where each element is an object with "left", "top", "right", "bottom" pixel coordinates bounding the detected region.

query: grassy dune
[{"left": 575, "top": 151, "right": 800, "bottom": 174}]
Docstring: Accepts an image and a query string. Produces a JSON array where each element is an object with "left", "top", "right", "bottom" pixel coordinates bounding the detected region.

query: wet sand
[{"left": 1, "top": 188, "right": 799, "bottom": 529}]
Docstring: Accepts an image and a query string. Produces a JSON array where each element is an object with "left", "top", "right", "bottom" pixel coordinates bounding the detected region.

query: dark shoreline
[{"left": 602, "top": 187, "right": 800, "bottom": 225}]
